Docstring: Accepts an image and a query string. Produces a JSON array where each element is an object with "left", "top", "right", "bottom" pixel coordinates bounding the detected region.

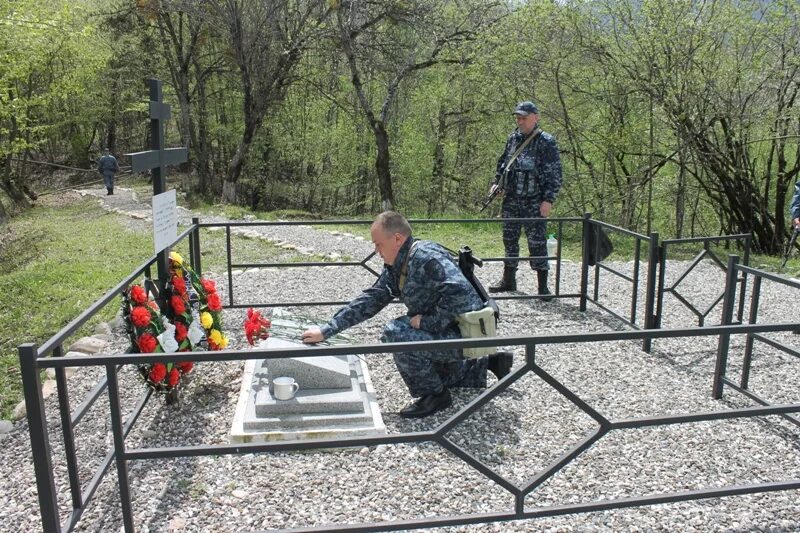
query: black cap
[{"left": 512, "top": 101, "right": 539, "bottom": 116}]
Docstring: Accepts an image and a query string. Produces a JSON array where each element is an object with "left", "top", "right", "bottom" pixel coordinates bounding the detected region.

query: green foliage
[{"left": 0, "top": 0, "right": 110, "bottom": 162}]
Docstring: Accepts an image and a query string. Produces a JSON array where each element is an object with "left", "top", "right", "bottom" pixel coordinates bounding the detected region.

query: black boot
[
  {"left": 109, "top": 187, "right": 113, "bottom": 195},
  {"left": 488, "top": 351, "right": 513, "bottom": 380},
  {"left": 537, "top": 270, "right": 553, "bottom": 302},
  {"left": 106, "top": 187, "right": 112, "bottom": 196},
  {"left": 489, "top": 266, "right": 517, "bottom": 293},
  {"left": 399, "top": 388, "right": 452, "bottom": 418}
]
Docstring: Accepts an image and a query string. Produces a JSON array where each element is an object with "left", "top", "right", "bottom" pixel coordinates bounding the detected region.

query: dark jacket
[
  {"left": 494, "top": 128, "right": 562, "bottom": 203},
  {"left": 320, "top": 237, "right": 482, "bottom": 338}
]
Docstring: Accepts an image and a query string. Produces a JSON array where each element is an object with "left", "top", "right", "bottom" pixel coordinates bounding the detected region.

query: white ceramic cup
[{"left": 273, "top": 376, "right": 299, "bottom": 400}]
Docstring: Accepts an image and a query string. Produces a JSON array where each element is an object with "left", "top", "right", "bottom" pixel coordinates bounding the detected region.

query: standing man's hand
[
  {"left": 539, "top": 201, "right": 553, "bottom": 218},
  {"left": 410, "top": 315, "right": 422, "bottom": 329},
  {"left": 489, "top": 183, "right": 503, "bottom": 197},
  {"left": 301, "top": 327, "right": 324, "bottom": 344},
  {"left": 793, "top": 217, "right": 800, "bottom": 229}
]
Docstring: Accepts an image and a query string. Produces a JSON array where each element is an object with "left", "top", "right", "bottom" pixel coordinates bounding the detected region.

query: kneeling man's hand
[
  {"left": 410, "top": 315, "right": 422, "bottom": 329},
  {"left": 302, "top": 327, "right": 324, "bottom": 344}
]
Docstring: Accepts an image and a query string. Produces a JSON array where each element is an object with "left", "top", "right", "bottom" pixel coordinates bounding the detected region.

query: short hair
[{"left": 374, "top": 211, "right": 412, "bottom": 237}]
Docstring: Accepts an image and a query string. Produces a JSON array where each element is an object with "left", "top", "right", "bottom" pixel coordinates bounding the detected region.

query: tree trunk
[
  {"left": 429, "top": 105, "right": 447, "bottom": 216},
  {"left": 373, "top": 122, "right": 394, "bottom": 211}
]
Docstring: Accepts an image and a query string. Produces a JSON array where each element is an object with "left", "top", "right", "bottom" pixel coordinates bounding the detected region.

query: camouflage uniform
[
  {"left": 98, "top": 153, "right": 120, "bottom": 191},
  {"left": 320, "top": 237, "right": 487, "bottom": 397},
  {"left": 791, "top": 180, "right": 800, "bottom": 220},
  {"left": 494, "top": 128, "right": 562, "bottom": 270}
]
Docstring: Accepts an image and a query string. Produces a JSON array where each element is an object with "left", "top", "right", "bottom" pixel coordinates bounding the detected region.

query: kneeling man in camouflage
[{"left": 302, "top": 211, "right": 512, "bottom": 418}]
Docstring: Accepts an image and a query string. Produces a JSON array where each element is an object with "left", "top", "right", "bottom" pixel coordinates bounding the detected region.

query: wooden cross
[{"left": 126, "top": 79, "right": 188, "bottom": 303}]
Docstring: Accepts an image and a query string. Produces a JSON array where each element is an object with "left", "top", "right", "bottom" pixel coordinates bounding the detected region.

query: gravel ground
[{"left": 1, "top": 185, "right": 798, "bottom": 532}]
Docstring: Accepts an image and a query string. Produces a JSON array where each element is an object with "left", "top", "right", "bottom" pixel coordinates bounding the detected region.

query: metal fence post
[
  {"left": 190, "top": 217, "right": 202, "bottom": 275},
  {"left": 654, "top": 241, "right": 667, "bottom": 330},
  {"left": 740, "top": 274, "right": 761, "bottom": 390},
  {"left": 19, "top": 343, "right": 60, "bottom": 532},
  {"left": 713, "top": 255, "right": 739, "bottom": 399},
  {"left": 737, "top": 234, "right": 752, "bottom": 322},
  {"left": 642, "top": 232, "right": 659, "bottom": 353},
  {"left": 106, "top": 364, "right": 135, "bottom": 532},
  {"left": 579, "top": 213, "right": 591, "bottom": 312}
]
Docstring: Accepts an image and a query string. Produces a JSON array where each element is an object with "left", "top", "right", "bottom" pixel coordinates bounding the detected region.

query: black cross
[{"left": 126, "top": 79, "right": 188, "bottom": 303}]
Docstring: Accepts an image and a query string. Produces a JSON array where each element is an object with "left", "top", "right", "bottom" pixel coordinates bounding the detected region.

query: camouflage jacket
[
  {"left": 494, "top": 128, "right": 562, "bottom": 202},
  {"left": 320, "top": 237, "right": 483, "bottom": 338},
  {"left": 791, "top": 181, "right": 800, "bottom": 220},
  {"left": 98, "top": 154, "right": 119, "bottom": 175}
]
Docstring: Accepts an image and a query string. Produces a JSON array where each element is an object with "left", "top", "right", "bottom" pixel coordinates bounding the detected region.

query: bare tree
[{"left": 599, "top": 0, "right": 800, "bottom": 252}]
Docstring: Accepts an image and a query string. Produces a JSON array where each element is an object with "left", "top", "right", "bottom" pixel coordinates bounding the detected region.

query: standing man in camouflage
[
  {"left": 98, "top": 148, "right": 120, "bottom": 196},
  {"left": 488, "top": 101, "right": 562, "bottom": 301},
  {"left": 302, "top": 211, "right": 512, "bottom": 418}
]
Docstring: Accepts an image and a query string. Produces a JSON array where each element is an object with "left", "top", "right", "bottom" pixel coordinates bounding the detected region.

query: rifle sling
[{"left": 501, "top": 127, "right": 542, "bottom": 182}]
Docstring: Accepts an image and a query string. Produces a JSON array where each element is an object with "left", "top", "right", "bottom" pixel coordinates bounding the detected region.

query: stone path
[{"left": 75, "top": 184, "right": 376, "bottom": 261}]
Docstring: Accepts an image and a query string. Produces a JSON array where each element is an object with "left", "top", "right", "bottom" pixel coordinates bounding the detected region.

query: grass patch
[
  {"left": 0, "top": 198, "right": 154, "bottom": 418},
  {"left": 0, "top": 195, "right": 289, "bottom": 419}
]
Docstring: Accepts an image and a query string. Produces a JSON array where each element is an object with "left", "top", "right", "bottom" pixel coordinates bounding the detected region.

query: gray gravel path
[{"left": 1, "top": 185, "right": 798, "bottom": 532}]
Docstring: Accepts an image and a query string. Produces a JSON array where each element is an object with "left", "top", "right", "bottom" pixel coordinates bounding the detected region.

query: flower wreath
[{"left": 122, "top": 251, "right": 228, "bottom": 403}]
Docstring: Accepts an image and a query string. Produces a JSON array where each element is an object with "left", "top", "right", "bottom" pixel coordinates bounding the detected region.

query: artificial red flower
[
  {"left": 201, "top": 278, "right": 216, "bottom": 294},
  {"left": 130, "top": 285, "right": 148, "bottom": 305},
  {"left": 131, "top": 306, "right": 152, "bottom": 328},
  {"left": 168, "top": 368, "right": 180, "bottom": 387},
  {"left": 138, "top": 333, "right": 158, "bottom": 353},
  {"left": 244, "top": 308, "right": 271, "bottom": 346},
  {"left": 149, "top": 362, "right": 167, "bottom": 383},
  {"left": 171, "top": 275, "right": 186, "bottom": 295},
  {"left": 170, "top": 295, "right": 186, "bottom": 315},
  {"left": 174, "top": 321, "right": 188, "bottom": 342},
  {"left": 176, "top": 361, "right": 194, "bottom": 374},
  {"left": 206, "top": 292, "right": 222, "bottom": 312},
  {"left": 147, "top": 300, "right": 159, "bottom": 311}
]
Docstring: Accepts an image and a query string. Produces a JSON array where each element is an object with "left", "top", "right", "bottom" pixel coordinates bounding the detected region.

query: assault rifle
[
  {"left": 479, "top": 184, "right": 502, "bottom": 212},
  {"left": 457, "top": 246, "right": 499, "bottom": 320},
  {"left": 780, "top": 226, "right": 800, "bottom": 271}
]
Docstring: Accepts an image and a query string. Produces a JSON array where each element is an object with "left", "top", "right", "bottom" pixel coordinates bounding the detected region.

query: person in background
[
  {"left": 790, "top": 180, "right": 800, "bottom": 230},
  {"left": 488, "top": 101, "right": 562, "bottom": 301},
  {"left": 98, "top": 148, "right": 120, "bottom": 196},
  {"left": 302, "top": 211, "right": 512, "bottom": 418}
]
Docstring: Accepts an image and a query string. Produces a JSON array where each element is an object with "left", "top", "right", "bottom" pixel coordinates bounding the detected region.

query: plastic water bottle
[{"left": 546, "top": 234, "right": 558, "bottom": 267}]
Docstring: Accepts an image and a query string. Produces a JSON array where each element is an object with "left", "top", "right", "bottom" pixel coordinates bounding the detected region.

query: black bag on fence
[{"left": 587, "top": 226, "right": 614, "bottom": 266}]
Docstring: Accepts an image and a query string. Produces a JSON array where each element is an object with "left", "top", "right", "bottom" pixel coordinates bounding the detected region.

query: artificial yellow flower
[
  {"left": 209, "top": 329, "right": 223, "bottom": 346},
  {"left": 200, "top": 312, "right": 214, "bottom": 329},
  {"left": 169, "top": 251, "right": 184, "bottom": 266},
  {"left": 219, "top": 335, "right": 229, "bottom": 349}
]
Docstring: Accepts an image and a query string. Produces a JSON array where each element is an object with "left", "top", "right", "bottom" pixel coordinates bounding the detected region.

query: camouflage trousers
[
  {"left": 381, "top": 316, "right": 488, "bottom": 398},
  {"left": 501, "top": 195, "right": 548, "bottom": 271}
]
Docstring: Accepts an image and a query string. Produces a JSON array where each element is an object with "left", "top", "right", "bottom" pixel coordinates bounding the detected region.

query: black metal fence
[
  {"left": 712, "top": 255, "right": 800, "bottom": 429},
  {"left": 19, "top": 216, "right": 797, "bottom": 533}
]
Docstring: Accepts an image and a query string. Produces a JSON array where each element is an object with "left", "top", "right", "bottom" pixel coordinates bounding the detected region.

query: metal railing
[
  {"left": 21, "top": 324, "right": 800, "bottom": 532},
  {"left": 18, "top": 216, "right": 798, "bottom": 532},
  {"left": 207, "top": 216, "right": 585, "bottom": 309},
  {"left": 657, "top": 234, "right": 751, "bottom": 327},
  {"left": 712, "top": 255, "right": 800, "bottom": 429}
]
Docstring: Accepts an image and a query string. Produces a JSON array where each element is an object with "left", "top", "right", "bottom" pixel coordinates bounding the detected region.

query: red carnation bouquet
[
  {"left": 122, "top": 251, "right": 226, "bottom": 404},
  {"left": 244, "top": 308, "right": 271, "bottom": 346}
]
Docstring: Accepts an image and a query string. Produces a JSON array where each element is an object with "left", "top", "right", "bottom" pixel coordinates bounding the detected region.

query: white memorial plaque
[{"left": 152, "top": 189, "right": 177, "bottom": 254}]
